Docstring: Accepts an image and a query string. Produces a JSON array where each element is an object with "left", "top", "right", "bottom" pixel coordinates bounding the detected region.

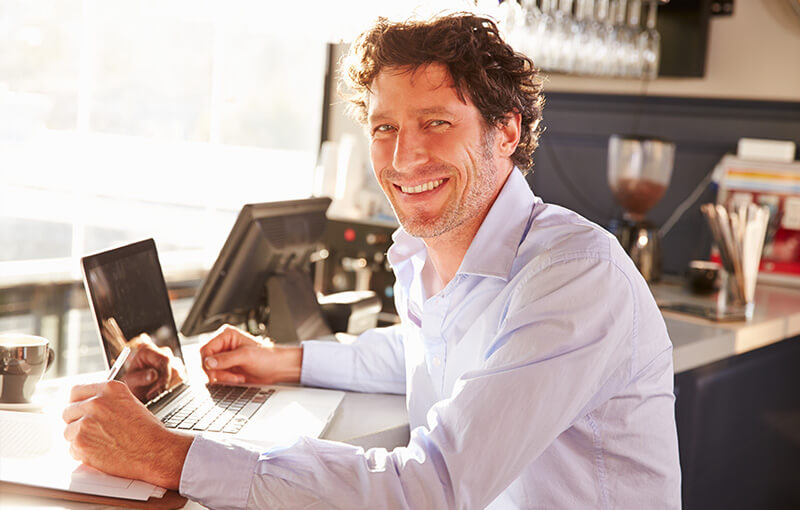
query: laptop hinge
[{"left": 147, "top": 382, "right": 191, "bottom": 414}]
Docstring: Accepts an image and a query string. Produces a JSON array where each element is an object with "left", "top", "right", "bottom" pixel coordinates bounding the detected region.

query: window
[{"left": 1, "top": 0, "right": 327, "bottom": 284}]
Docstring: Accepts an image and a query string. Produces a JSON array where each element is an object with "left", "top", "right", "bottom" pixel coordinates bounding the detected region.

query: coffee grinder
[{"left": 608, "top": 135, "right": 675, "bottom": 282}]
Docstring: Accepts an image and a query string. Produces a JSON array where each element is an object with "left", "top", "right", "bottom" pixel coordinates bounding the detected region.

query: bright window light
[{"left": 0, "top": 0, "right": 329, "bottom": 283}]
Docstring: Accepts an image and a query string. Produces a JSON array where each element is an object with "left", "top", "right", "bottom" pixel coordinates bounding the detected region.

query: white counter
[
  {"left": 323, "top": 391, "right": 409, "bottom": 449},
  {"left": 654, "top": 281, "right": 800, "bottom": 373}
]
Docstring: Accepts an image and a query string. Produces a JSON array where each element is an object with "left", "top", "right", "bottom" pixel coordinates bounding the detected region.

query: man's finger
[
  {"left": 69, "top": 383, "right": 107, "bottom": 403},
  {"left": 199, "top": 325, "right": 259, "bottom": 359},
  {"left": 206, "top": 370, "right": 246, "bottom": 384},
  {"left": 203, "top": 347, "right": 251, "bottom": 371},
  {"left": 198, "top": 326, "right": 238, "bottom": 359},
  {"left": 64, "top": 418, "right": 80, "bottom": 442},
  {"left": 62, "top": 401, "right": 87, "bottom": 424}
]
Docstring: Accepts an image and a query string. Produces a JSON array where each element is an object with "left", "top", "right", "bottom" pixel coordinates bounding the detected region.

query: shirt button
[{"left": 433, "top": 357, "right": 441, "bottom": 366}]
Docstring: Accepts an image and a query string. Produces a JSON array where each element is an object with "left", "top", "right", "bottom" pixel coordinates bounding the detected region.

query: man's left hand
[{"left": 62, "top": 380, "right": 193, "bottom": 490}]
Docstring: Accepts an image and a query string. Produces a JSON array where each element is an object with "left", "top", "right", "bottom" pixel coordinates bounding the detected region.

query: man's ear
[{"left": 495, "top": 111, "right": 522, "bottom": 158}]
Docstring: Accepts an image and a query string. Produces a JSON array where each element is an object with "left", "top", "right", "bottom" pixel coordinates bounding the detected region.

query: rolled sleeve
[
  {"left": 300, "top": 340, "right": 356, "bottom": 390},
  {"left": 301, "top": 325, "right": 406, "bottom": 394},
  {"left": 179, "top": 435, "right": 260, "bottom": 510}
]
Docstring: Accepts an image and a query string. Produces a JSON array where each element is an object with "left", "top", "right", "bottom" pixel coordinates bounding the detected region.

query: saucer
[{"left": 0, "top": 398, "right": 45, "bottom": 412}]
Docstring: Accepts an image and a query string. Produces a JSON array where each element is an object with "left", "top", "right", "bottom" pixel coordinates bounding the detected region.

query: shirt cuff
[
  {"left": 179, "top": 435, "right": 260, "bottom": 510},
  {"left": 300, "top": 340, "right": 354, "bottom": 389}
]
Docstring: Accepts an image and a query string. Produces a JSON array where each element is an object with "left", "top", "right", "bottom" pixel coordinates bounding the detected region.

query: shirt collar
[
  {"left": 457, "top": 169, "right": 535, "bottom": 280},
  {"left": 387, "top": 169, "right": 536, "bottom": 283},
  {"left": 387, "top": 225, "right": 426, "bottom": 270}
]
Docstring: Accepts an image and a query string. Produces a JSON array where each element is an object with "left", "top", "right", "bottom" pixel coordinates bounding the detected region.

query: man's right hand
[{"left": 199, "top": 325, "right": 303, "bottom": 385}]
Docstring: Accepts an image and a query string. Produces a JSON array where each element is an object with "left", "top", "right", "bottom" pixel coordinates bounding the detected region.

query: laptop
[{"left": 81, "top": 238, "right": 344, "bottom": 449}]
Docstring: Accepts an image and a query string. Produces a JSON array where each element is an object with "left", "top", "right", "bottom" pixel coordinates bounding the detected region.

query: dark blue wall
[{"left": 528, "top": 92, "right": 800, "bottom": 276}]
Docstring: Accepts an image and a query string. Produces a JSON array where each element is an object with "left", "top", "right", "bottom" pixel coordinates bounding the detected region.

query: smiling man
[{"left": 64, "top": 13, "right": 681, "bottom": 509}]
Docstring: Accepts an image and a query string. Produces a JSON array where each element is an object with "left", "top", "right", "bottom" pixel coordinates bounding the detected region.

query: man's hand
[
  {"left": 200, "top": 325, "right": 303, "bottom": 385},
  {"left": 62, "top": 381, "right": 193, "bottom": 490},
  {"left": 122, "top": 334, "right": 186, "bottom": 402}
]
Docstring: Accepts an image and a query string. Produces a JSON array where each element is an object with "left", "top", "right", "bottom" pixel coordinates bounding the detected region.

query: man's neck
[
  {"left": 423, "top": 220, "right": 478, "bottom": 290},
  {"left": 421, "top": 163, "right": 515, "bottom": 290},
  {"left": 422, "top": 182, "right": 505, "bottom": 287}
]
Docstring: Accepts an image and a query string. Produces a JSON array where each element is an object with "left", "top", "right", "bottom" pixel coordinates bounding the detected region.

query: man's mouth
[{"left": 397, "top": 179, "right": 446, "bottom": 194}]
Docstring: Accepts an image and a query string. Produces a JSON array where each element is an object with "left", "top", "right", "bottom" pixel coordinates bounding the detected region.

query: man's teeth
[{"left": 400, "top": 179, "right": 444, "bottom": 194}]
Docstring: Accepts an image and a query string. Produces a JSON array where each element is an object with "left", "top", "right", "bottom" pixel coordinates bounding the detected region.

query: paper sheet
[{"left": 0, "top": 409, "right": 163, "bottom": 501}]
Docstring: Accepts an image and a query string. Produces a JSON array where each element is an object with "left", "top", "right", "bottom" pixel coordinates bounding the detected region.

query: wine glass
[
  {"left": 610, "top": 0, "right": 631, "bottom": 76},
  {"left": 498, "top": 0, "right": 527, "bottom": 49},
  {"left": 624, "top": 0, "right": 643, "bottom": 77},
  {"left": 597, "top": 0, "right": 617, "bottom": 76},
  {"left": 553, "top": 0, "right": 581, "bottom": 72},
  {"left": 519, "top": 0, "right": 543, "bottom": 61},
  {"left": 536, "top": 0, "right": 558, "bottom": 71},
  {"left": 573, "top": 0, "right": 603, "bottom": 75},
  {"left": 638, "top": 0, "right": 661, "bottom": 79}
]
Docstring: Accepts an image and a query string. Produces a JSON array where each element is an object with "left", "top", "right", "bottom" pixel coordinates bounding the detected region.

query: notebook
[
  {"left": 80, "top": 238, "right": 344, "bottom": 449},
  {"left": 0, "top": 409, "right": 170, "bottom": 502}
]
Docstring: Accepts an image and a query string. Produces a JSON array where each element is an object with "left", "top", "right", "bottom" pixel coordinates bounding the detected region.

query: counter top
[
  {"left": 323, "top": 391, "right": 409, "bottom": 449},
  {"left": 654, "top": 281, "right": 800, "bottom": 373}
]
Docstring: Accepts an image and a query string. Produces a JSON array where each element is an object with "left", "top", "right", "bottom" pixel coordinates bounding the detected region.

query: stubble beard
[{"left": 391, "top": 130, "right": 497, "bottom": 239}]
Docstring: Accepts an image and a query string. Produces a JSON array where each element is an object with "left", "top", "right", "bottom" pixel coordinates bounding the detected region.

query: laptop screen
[{"left": 81, "top": 238, "right": 185, "bottom": 403}]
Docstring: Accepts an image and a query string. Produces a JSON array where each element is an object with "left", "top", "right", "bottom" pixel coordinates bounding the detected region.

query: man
[{"left": 63, "top": 13, "right": 681, "bottom": 509}]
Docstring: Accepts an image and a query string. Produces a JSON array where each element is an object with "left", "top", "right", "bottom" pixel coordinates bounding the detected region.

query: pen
[{"left": 107, "top": 346, "right": 131, "bottom": 381}]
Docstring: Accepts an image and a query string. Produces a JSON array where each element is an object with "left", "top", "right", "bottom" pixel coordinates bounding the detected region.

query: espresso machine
[
  {"left": 608, "top": 135, "right": 675, "bottom": 282},
  {"left": 315, "top": 217, "right": 398, "bottom": 325}
]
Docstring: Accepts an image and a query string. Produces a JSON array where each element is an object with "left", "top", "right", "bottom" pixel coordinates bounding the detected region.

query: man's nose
[{"left": 392, "top": 128, "right": 429, "bottom": 172}]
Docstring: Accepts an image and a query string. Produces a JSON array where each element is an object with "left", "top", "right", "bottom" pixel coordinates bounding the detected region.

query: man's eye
[
  {"left": 428, "top": 120, "right": 450, "bottom": 128},
  {"left": 373, "top": 124, "right": 395, "bottom": 134}
]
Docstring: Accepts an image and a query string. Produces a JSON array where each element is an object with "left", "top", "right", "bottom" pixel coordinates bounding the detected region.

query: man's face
[{"left": 367, "top": 63, "right": 509, "bottom": 239}]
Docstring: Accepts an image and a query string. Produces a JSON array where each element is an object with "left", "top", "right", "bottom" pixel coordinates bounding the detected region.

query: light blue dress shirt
[{"left": 180, "top": 170, "right": 681, "bottom": 509}]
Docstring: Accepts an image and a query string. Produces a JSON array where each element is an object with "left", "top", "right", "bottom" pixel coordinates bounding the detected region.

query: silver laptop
[{"left": 81, "top": 238, "right": 344, "bottom": 449}]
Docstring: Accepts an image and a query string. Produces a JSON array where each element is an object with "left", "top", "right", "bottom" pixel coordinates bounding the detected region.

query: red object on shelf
[{"left": 713, "top": 155, "right": 800, "bottom": 284}]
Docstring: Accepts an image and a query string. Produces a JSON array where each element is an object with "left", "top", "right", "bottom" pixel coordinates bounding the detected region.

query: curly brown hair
[{"left": 341, "top": 13, "right": 543, "bottom": 172}]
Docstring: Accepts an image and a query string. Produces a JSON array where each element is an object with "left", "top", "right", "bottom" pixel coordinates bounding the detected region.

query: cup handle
[{"left": 46, "top": 347, "right": 56, "bottom": 372}]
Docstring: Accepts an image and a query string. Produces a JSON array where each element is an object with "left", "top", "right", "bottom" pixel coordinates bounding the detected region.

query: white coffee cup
[{"left": 0, "top": 334, "right": 56, "bottom": 403}]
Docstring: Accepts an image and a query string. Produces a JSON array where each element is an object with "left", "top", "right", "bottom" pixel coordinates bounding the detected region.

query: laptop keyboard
[{"left": 161, "top": 385, "right": 274, "bottom": 434}]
